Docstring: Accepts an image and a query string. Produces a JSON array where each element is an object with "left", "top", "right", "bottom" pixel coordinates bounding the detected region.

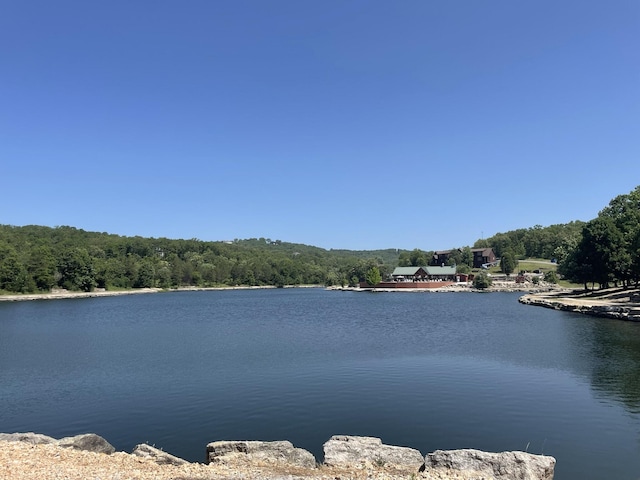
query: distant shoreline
[
  {"left": 0, "top": 282, "right": 566, "bottom": 302},
  {"left": 0, "top": 285, "right": 323, "bottom": 302},
  {"left": 328, "top": 281, "right": 563, "bottom": 294},
  {"left": 0, "top": 287, "right": 164, "bottom": 302}
]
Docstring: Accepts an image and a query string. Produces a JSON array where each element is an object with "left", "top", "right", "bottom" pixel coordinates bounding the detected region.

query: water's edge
[{"left": 0, "top": 431, "right": 557, "bottom": 479}]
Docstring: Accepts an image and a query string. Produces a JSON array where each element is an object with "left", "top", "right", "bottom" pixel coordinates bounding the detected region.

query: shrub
[{"left": 473, "top": 271, "right": 492, "bottom": 289}]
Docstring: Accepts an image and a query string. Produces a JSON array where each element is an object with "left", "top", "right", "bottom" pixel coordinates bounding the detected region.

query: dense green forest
[
  {"left": 0, "top": 226, "right": 399, "bottom": 292},
  {"left": 0, "top": 186, "right": 637, "bottom": 293},
  {"left": 556, "top": 186, "right": 640, "bottom": 289},
  {"left": 474, "top": 221, "right": 586, "bottom": 261},
  {"left": 475, "top": 186, "right": 640, "bottom": 289}
]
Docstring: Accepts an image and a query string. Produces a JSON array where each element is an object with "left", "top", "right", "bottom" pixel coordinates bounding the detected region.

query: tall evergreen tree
[{"left": 500, "top": 251, "right": 518, "bottom": 276}]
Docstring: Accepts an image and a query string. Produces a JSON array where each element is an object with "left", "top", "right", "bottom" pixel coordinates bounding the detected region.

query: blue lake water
[{"left": 1, "top": 288, "right": 639, "bottom": 479}]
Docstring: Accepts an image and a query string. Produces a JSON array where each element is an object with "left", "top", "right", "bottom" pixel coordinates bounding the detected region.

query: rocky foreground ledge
[
  {"left": 0, "top": 432, "right": 556, "bottom": 480},
  {"left": 519, "top": 287, "right": 640, "bottom": 321}
]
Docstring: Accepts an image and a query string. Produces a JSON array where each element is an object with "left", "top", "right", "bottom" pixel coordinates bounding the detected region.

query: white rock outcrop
[
  {"left": 0, "top": 432, "right": 57, "bottom": 445},
  {"left": 0, "top": 432, "right": 115, "bottom": 454},
  {"left": 323, "top": 435, "right": 424, "bottom": 471},
  {"left": 0, "top": 432, "right": 557, "bottom": 479},
  {"left": 425, "top": 448, "right": 556, "bottom": 480},
  {"left": 57, "top": 433, "right": 116, "bottom": 454},
  {"left": 206, "top": 440, "right": 316, "bottom": 468},
  {"left": 132, "top": 443, "right": 189, "bottom": 466}
]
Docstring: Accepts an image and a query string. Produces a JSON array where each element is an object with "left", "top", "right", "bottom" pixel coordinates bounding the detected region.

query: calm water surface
[{"left": 1, "top": 289, "right": 639, "bottom": 479}]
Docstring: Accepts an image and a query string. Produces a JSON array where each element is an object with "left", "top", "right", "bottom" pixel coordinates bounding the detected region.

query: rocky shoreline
[
  {"left": 0, "top": 432, "right": 556, "bottom": 480},
  {"left": 519, "top": 287, "right": 640, "bottom": 321},
  {"left": 329, "top": 280, "right": 563, "bottom": 294}
]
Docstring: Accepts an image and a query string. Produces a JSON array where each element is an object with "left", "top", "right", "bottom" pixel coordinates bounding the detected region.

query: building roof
[
  {"left": 433, "top": 249, "right": 459, "bottom": 255},
  {"left": 392, "top": 266, "right": 456, "bottom": 276},
  {"left": 391, "top": 267, "right": 424, "bottom": 276},
  {"left": 471, "top": 247, "right": 495, "bottom": 255},
  {"left": 425, "top": 266, "right": 457, "bottom": 275}
]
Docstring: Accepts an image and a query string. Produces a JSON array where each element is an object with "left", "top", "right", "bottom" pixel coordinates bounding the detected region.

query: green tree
[
  {"left": 580, "top": 217, "right": 626, "bottom": 289},
  {"left": 445, "top": 249, "right": 463, "bottom": 266},
  {"left": 399, "top": 249, "right": 429, "bottom": 267},
  {"left": 558, "top": 245, "right": 590, "bottom": 289},
  {"left": 553, "top": 233, "right": 580, "bottom": 265},
  {"left": 98, "top": 257, "right": 128, "bottom": 289},
  {"left": 631, "top": 228, "right": 640, "bottom": 287},
  {"left": 560, "top": 217, "right": 625, "bottom": 289},
  {"left": 0, "top": 244, "right": 30, "bottom": 292},
  {"left": 135, "top": 259, "right": 156, "bottom": 288},
  {"left": 409, "top": 249, "right": 429, "bottom": 266},
  {"left": 500, "top": 251, "right": 518, "bottom": 276},
  {"left": 456, "top": 263, "right": 471, "bottom": 274},
  {"left": 473, "top": 271, "right": 492, "bottom": 289},
  {"left": 598, "top": 186, "right": 640, "bottom": 285},
  {"left": 58, "top": 247, "right": 96, "bottom": 291},
  {"left": 398, "top": 251, "right": 411, "bottom": 267},
  {"left": 460, "top": 246, "right": 474, "bottom": 267},
  {"left": 365, "top": 266, "right": 382, "bottom": 286},
  {"left": 27, "top": 246, "right": 56, "bottom": 291},
  {"left": 324, "top": 270, "right": 341, "bottom": 287}
]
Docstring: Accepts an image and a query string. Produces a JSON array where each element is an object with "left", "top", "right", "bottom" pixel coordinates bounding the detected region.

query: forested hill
[
  {"left": 475, "top": 221, "right": 586, "bottom": 260},
  {"left": 478, "top": 185, "right": 640, "bottom": 289},
  {"left": 0, "top": 225, "right": 402, "bottom": 293},
  {"left": 3, "top": 188, "right": 636, "bottom": 295},
  {"left": 233, "top": 238, "right": 402, "bottom": 266}
]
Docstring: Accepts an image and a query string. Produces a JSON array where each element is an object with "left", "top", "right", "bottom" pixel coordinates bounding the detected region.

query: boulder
[
  {"left": 57, "top": 433, "right": 115, "bottom": 454},
  {"left": 424, "top": 449, "right": 556, "bottom": 480},
  {"left": 0, "top": 432, "right": 57, "bottom": 445},
  {"left": 132, "top": 443, "right": 189, "bottom": 466},
  {"left": 0, "top": 432, "right": 115, "bottom": 455},
  {"left": 323, "top": 435, "right": 424, "bottom": 471},
  {"left": 206, "top": 440, "right": 316, "bottom": 468}
]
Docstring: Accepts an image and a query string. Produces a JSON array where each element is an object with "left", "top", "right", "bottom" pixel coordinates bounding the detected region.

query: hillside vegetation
[{"left": 1, "top": 186, "right": 637, "bottom": 294}]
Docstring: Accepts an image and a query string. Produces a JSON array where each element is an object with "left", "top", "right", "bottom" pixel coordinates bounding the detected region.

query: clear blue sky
[{"left": 2, "top": 1, "right": 638, "bottom": 251}]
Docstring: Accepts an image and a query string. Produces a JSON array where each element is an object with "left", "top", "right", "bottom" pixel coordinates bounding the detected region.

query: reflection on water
[{"left": 588, "top": 319, "right": 640, "bottom": 414}]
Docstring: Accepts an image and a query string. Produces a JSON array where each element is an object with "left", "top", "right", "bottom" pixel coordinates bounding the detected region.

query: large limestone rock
[
  {"left": 206, "top": 440, "right": 316, "bottom": 468},
  {"left": 0, "top": 432, "right": 115, "bottom": 455},
  {"left": 0, "top": 432, "right": 57, "bottom": 445},
  {"left": 57, "top": 433, "right": 116, "bottom": 454},
  {"left": 323, "top": 435, "right": 424, "bottom": 471},
  {"left": 424, "top": 449, "right": 556, "bottom": 480},
  {"left": 132, "top": 443, "right": 189, "bottom": 465}
]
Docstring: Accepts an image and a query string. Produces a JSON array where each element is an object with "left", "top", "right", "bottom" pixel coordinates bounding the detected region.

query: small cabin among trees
[
  {"left": 430, "top": 248, "right": 497, "bottom": 269},
  {"left": 472, "top": 248, "right": 497, "bottom": 268},
  {"left": 430, "top": 250, "right": 455, "bottom": 266}
]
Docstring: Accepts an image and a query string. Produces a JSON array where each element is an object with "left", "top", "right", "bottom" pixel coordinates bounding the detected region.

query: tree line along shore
[
  {"left": 0, "top": 185, "right": 638, "bottom": 296},
  {"left": 0, "top": 224, "right": 584, "bottom": 295}
]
